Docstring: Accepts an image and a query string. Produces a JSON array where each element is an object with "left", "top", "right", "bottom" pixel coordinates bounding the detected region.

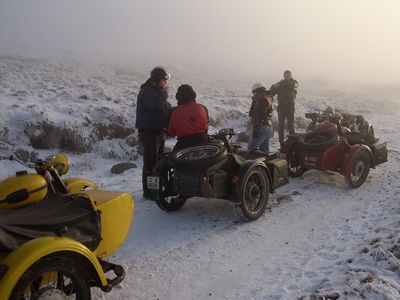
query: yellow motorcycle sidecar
[{"left": 0, "top": 190, "right": 134, "bottom": 300}]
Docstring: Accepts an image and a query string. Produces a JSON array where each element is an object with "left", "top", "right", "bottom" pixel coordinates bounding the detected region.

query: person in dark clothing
[
  {"left": 168, "top": 84, "right": 209, "bottom": 151},
  {"left": 270, "top": 70, "right": 299, "bottom": 145},
  {"left": 136, "top": 66, "right": 172, "bottom": 200},
  {"left": 247, "top": 83, "right": 274, "bottom": 152}
]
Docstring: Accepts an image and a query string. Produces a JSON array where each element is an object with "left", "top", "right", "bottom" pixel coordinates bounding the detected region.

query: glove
[{"left": 162, "top": 85, "right": 169, "bottom": 93}]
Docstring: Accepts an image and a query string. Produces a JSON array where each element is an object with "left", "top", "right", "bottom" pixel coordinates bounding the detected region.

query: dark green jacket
[{"left": 270, "top": 79, "right": 298, "bottom": 111}]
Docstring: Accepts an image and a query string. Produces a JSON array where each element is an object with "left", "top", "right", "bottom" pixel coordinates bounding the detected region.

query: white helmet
[{"left": 252, "top": 83, "right": 266, "bottom": 93}]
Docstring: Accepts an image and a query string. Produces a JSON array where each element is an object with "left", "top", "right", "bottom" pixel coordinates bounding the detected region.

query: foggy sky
[{"left": 1, "top": 0, "right": 399, "bottom": 84}]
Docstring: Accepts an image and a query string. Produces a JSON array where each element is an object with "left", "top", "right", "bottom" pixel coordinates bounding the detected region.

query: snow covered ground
[{"left": 0, "top": 55, "right": 399, "bottom": 299}]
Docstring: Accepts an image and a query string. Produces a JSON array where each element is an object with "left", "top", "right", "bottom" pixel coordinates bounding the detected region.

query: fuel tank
[{"left": 0, "top": 172, "right": 48, "bottom": 209}]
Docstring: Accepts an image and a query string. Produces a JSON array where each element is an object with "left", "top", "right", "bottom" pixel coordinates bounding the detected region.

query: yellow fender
[
  {"left": 0, "top": 236, "right": 107, "bottom": 300},
  {"left": 63, "top": 178, "right": 98, "bottom": 193}
]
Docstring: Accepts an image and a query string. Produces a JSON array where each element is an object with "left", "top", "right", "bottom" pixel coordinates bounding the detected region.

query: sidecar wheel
[
  {"left": 345, "top": 150, "right": 371, "bottom": 188},
  {"left": 237, "top": 166, "right": 269, "bottom": 221},
  {"left": 10, "top": 256, "right": 91, "bottom": 300}
]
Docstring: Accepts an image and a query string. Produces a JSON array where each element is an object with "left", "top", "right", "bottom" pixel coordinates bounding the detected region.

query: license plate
[{"left": 147, "top": 176, "right": 159, "bottom": 190}]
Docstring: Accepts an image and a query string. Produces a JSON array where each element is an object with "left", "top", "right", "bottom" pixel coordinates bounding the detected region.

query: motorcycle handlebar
[
  {"left": 0, "top": 155, "right": 36, "bottom": 168},
  {"left": 211, "top": 128, "right": 238, "bottom": 137}
]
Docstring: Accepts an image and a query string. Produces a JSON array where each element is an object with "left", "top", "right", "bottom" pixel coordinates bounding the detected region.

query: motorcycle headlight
[{"left": 46, "top": 154, "right": 70, "bottom": 176}]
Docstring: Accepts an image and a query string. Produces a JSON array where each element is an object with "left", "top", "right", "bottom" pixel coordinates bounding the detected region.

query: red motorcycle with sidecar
[{"left": 280, "top": 107, "right": 387, "bottom": 187}]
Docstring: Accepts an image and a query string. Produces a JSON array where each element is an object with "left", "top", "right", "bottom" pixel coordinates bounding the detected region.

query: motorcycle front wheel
[{"left": 10, "top": 256, "right": 90, "bottom": 300}]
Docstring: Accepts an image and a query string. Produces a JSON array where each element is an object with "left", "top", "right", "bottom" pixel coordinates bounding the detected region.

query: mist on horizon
[{"left": 1, "top": 0, "right": 399, "bottom": 85}]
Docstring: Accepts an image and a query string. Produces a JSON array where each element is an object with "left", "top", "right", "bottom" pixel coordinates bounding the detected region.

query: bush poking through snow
[{"left": 25, "top": 122, "right": 92, "bottom": 153}]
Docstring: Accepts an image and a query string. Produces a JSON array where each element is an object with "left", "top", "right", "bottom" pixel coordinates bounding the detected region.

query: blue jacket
[{"left": 135, "top": 82, "right": 172, "bottom": 131}]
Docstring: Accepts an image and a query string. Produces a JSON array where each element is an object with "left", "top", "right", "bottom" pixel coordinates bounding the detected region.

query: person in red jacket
[{"left": 168, "top": 84, "right": 209, "bottom": 151}]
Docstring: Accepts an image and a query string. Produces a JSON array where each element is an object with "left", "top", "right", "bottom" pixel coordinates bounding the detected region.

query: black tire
[
  {"left": 237, "top": 166, "right": 269, "bottom": 221},
  {"left": 168, "top": 143, "right": 227, "bottom": 171},
  {"left": 286, "top": 150, "right": 307, "bottom": 177},
  {"left": 345, "top": 150, "right": 371, "bottom": 188},
  {"left": 10, "top": 256, "right": 91, "bottom": 300},
  {"left": 157, "top": 194, "right": 188, "bottom": 211},
  {"left": 288, "top": 164, "right": 307, "bottom": 177},
  {"left": 155, "top": 164, "right": 188, "bottom": 212},
  {"left": 306, "top": 122, "right": 315, "bottom": 132},
  {"left": 298, "top": 131, "right": 339, "bottom": 150}
]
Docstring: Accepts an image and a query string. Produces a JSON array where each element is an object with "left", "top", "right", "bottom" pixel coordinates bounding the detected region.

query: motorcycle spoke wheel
[
  {"left": 176, "top": 145, "right": 221, "bottom": 161},
  {"left": 238, "top": 166, "right": 269, "bottom": 221},
  {"left": 244, "top": 176, "right": 263, "bottom": 212},
  {"left": 10, "top": 256, "right": 90, "bottom": 300},
  {"left": 345, "top": 150, "right": 371, "bottom": 188},
  {"left": 350, "top": 160, "right": 365, "bottom": 183},
  {"left": 19, "top": 271, "right": 77, "bottom": 299}
]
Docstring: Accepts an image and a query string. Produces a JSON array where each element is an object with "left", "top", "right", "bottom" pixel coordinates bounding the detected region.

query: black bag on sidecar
[{"left": 0, "top": 194, "right": 101, "bottom": 252}]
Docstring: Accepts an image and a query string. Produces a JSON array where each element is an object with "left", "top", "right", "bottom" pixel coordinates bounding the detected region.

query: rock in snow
[{"left": 111, "top": 162, "right": 137, "bottom": 174}]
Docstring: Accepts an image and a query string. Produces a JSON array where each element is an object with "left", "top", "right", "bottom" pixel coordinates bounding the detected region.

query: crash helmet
[
  {"left": 251, "top": 83, "right": 266, "bottom": 94},
  {"left": 150, "top": 66, "right": 171, "bottom": 82},
  {"left": 45, "top": 154, "right": 70, "bottom": 176}
]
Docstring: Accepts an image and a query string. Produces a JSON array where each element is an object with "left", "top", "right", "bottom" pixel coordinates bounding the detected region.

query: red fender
[
  {"left": 340, "top": 144, "right": 373, "bottom": 175},
  {"left": 319, "top": 140, "right": 351, "bottom": 171}
]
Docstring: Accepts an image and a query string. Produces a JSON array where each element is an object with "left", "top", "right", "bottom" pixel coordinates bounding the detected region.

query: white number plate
[{"left": 147, "top": 176, "right": 160, "bottom": 190}]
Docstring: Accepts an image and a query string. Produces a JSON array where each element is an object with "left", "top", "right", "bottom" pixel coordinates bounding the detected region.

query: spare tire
[
  {"left": 168, "top": 143, "right": 228, "bottom": 171},
  {"left": 298, "top": 131, "right": 339, "bottom": 150}
]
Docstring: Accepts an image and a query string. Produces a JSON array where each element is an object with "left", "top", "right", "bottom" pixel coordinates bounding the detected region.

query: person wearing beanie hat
[
  {"left": 168, "top": 84, "right": 209, "bottom": 151},
  {"left": 175, "top": 84, "right": 197, "bottom": 105},
  {"left": 136, "top": 66, "right": 172, "bottom": 200},
  {"left": 248, "top": 83, "right": 274, "bottom": 152}
]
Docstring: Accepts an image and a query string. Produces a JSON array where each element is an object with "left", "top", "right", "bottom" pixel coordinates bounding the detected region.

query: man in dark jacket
[
  {"left": 168, "top": 84, "right": 209, "bottom": 151},
  {"left": 136, "top": 66, "right": 172, "bottom": 200},
  {"left": 270, "top": 70, "right": 299, "bottom": 145}
]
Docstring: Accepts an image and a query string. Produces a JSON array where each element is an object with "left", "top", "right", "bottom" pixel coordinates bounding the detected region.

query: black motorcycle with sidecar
[{"left": 149, "top": 129, "right": 289, "bottom": 220}]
